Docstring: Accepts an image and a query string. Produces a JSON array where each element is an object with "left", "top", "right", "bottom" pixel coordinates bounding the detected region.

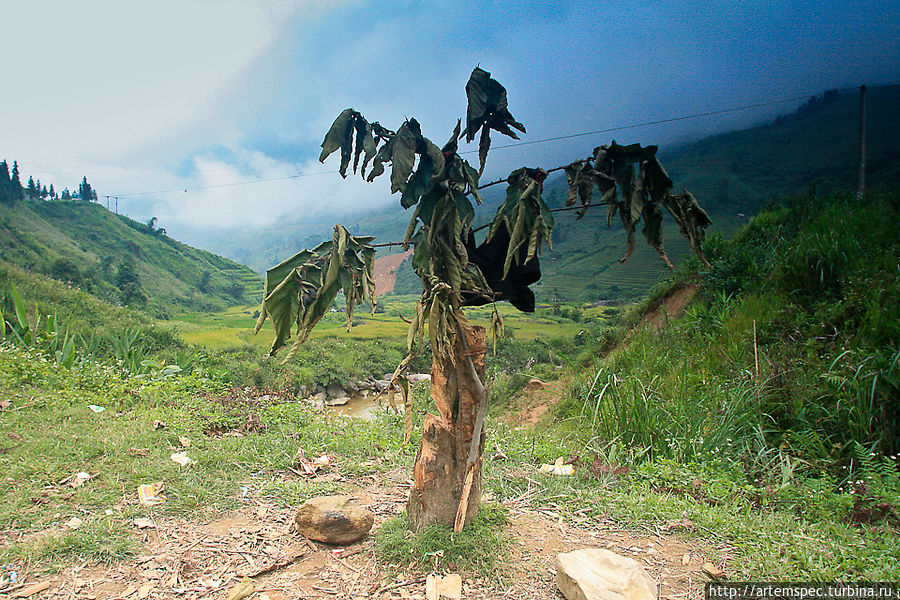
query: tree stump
[{"left": 407, "top": 325, "right": 486, "bottom": 532}]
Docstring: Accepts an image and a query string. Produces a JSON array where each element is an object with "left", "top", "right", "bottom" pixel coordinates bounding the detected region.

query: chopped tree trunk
[{"left": 407, "top": 325, "right": 487, "bottom": 532}]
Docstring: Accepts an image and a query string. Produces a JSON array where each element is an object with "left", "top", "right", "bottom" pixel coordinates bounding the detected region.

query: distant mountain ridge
[{"left": 0, "top": 199, "right": 262, "bottom": 316}]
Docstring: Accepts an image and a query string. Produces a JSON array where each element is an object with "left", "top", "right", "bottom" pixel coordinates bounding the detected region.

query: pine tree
[
  {"left": 49, "top": 183, "right": 56, "bottom": 199},
  {"left": 10, "top": 161, "right": 22, "bottom": 202},
  {"left": 0, "top": 160, "right": 10, "bottom": 204},
  {"left": 61, "top": 188, "right": 71, "bottom": 200},
  {"left": 26, "top": 176, "right": 37, "bottom": 199},
  {"left": 41, "top": 185, "right": 48, "bottom": 199},
  {"left": 78, "top": 177, "right": 93, "bottom": 202}
]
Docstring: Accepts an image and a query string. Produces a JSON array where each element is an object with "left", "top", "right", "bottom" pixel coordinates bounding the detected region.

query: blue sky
[{"left": 2, "top": 0, "right": 898, "bottom": 237}]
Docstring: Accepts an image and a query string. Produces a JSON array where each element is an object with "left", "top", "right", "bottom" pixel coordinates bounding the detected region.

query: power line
[
  {"left": 111, "top": 81, "right": 898, "bottom": 199},
  {"left": 115, "top": 170, "right": 339, "bottom": 198},
  {"left": 464, "top": 95, "right": 814, "bottom": 153}
]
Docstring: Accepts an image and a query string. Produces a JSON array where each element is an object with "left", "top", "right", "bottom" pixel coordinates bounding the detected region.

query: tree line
[{"left": 0, "top": 158, "right": 98, "bottom": 205}]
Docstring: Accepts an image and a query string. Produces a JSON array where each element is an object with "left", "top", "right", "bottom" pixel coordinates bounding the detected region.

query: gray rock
[
  {"left": 326, "top": 397, "right": 350, "bottom": 406},
  {"left": 407, "top": 373, "right": 431, "bottom": 383},
  {"left": 294, "top": 495, "right": 374, "bottom": 545},
  {"left": 345, "top": 381, "right": 359, "bottom": 394},
  {"left": 556, "top": 548, "right": 656, "bottom": 600},
  {"left": 373, "top": 379, "right": 391, "bottom": 392},
  {"left": 325, "top": 383, "right": 346, "bottom": 400}
]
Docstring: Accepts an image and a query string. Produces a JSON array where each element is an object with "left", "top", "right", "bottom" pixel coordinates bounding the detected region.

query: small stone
[
  {"left": 294, "top": 495, "right": 374, "bottom": 545},
  {"left": 556, "top": 548, "right": 657, "bottom": 600},
  {"left": 325, "top": 383, "right": 347, "bottom": 400},
  {"left": 525, "top": 378, "right": 549, "bottom": 390}
]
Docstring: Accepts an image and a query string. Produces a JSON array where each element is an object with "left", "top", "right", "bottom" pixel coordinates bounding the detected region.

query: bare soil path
[{"left": 3, "top": 466, "right": 726, "bottom": 600}]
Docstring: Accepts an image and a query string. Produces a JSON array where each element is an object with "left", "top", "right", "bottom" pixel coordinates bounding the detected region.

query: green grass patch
[{"left": 375, "top": 504, "right": 510, "bottom": 576}]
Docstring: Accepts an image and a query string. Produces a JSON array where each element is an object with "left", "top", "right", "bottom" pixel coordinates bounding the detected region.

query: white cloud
[
  {"left": 136, "top": 149, "right": 394, "bottom": 231},
  {"left": 1, "top": 1, "right": 313, "bottom": 175}
]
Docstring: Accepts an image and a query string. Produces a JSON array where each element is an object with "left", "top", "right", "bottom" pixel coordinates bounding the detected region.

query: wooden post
[
  {"left": 857, "top": 85, "right": 867, "bottom": 198},
  {"left": 407, "top": 325, "right": 487, "bottom": 532}
]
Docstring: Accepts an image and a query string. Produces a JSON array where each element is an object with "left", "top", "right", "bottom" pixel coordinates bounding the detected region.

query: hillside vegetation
[
  {"left": 0, "top": 199, "right": 261, "bottom": 316},
  {"left": 567, "top": 189, "right": 900, "bottom": 457}
]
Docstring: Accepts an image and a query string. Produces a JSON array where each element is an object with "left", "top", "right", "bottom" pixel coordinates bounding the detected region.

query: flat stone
[
  {"left": 525, "top": 378, "right": 550, "bottom": 390},
  {"left": 294, "top": 495, "right": 374, "bottom": 545},
  {"left": 556, "top": 548, "right": 657, "bottom": 600},
  {"left": 407, "top": 373, "right": 432, "bottom": 383}
]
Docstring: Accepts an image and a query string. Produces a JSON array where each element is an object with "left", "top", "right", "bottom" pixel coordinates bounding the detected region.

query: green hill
[{"left": 0, "top": 199, "right": 262, "bottom": 317}]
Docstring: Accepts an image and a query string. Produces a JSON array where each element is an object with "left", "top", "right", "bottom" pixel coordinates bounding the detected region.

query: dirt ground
[
  {"left": 373, "top": 251, "right": 413, "bottom": 296},
  {"left": 1, "top": 465, "right": 728, "bottom": 600},
  {"left": 637, "top": 284, "right": 699, "bottom": 332}
]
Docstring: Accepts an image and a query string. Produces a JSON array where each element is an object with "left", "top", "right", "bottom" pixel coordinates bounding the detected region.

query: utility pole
[{"left": 857, "top": 85, "right": 867, "bottom": 197}]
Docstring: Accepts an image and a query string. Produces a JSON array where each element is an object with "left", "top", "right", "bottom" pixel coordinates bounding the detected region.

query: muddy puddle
[{"left": 326, "top": 391, "right": 403, "bottom": 420}]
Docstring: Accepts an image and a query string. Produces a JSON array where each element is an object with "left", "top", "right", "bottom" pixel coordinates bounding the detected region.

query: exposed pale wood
[
  {"left": 408, "top": 325, "right": 486, "bottom": 531},
  {"left": 13, "top": 582, "right": 51, "bottom": 598}
]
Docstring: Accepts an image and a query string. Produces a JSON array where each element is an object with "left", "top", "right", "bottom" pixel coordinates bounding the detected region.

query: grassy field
[
  {"left": 173, "top": 295, "right": 597, "bottom": 351},
  {"left": 1, "top": 338, "right": 896, "bottom": 581}
]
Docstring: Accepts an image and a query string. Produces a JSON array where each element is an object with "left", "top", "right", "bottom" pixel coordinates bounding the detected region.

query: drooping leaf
[
  {"left": 465, "top": 68, "right": 491, "bottom": 143},
  {"left": 564, "top": 161, "right": 594, "bottom": 209},
  {"left": 255, "top": 226, "right": 377, "bottom": 360},
  {"left": 488, "top": 168, "right": 552, "bottom": 278},
  {"left": 663, "top": 190, "right": 713, "bottom": 259},
  {"left": 401, "top": 157, "right": 434, "bottom": 209},
  {"left": 478, "top": 126, "right": 491, "bottom": 175},
  {"left": 464, "top": 67, "right": 526, "bottom": 172},
  {"left": 319, "top": 109, "right": 355, "bottom": 164},
  {"left": 390, "top": 120, "right": 420, "bottom": 193},
  {"left": 366, "top": 136, "right": 394, "bottom": 182},
  {"left": 354, "top": 119, "right": 377, "bottom": 176},
  {"left": 443, "top": 120, "right": 462, "bottom": 154}
]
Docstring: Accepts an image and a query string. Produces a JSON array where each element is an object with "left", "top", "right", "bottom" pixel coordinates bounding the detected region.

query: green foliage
[
  {"left": 115, "top": 260, "right": 146, "bottom": 306},
  {"left": 0, "top": 199, "right": 262, "bottom": 315},
  {"left": 0, "top": 260, "right": 188, "bottom": 373},
  {"left": 254, "top": 225, "right": 377, "bottom": 359},
  {"left": 204, "top": 336, "right": 409, "bottom": 392},
  {"left": 375, "top": 504, "right": 509, "bottom": 575},
  {"left": 48, "top": 257, "right": 83, "bottom": 285},
  {"left": 488, "top": 167, "right": 554, "bottom": 278},
  {"left": 564, "top": 190, "right": 900, "bottom": 465}
]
